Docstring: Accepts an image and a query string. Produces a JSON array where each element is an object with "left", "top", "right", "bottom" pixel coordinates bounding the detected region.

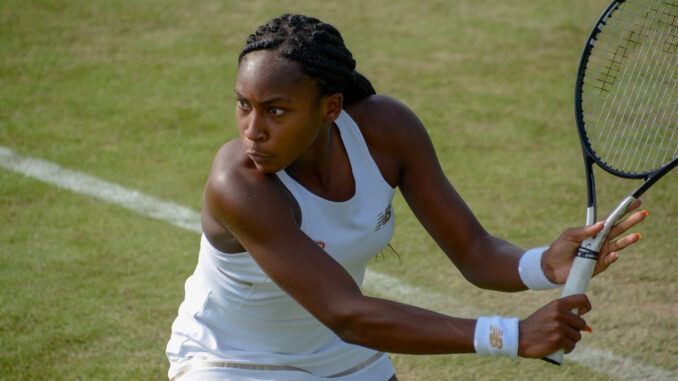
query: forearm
[
  {"left": 398, "top": 169, "right": 529, "bottom": 292},
  {"left": 453, "top": 234, "right": 527, "bottom": 292},
  {"left": 332, "top": 295, "right": 476, "bottom": 354}
]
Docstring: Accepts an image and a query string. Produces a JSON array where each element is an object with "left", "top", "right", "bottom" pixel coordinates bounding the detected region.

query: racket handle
[
  {"left": 542, "top": 255, "right": 596, "bottom": 365},
  {"left": 544, "top": 349, "right": 565, "bottom": 365},
  {"left": 543, "top": 195, "right": 635, "bottom": 365}
]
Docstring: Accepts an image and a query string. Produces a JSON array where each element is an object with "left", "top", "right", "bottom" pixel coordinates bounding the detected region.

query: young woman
[{"left": 166, "top": 14, "right": 646, "bottom": 381}]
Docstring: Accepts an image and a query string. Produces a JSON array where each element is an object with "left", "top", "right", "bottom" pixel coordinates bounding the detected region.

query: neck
[
  {"left": 285, "top": 122, "right": 335, "bottom": 188},
  {"left": 285, "top": 121, "right": 355, "bottom": 203}
]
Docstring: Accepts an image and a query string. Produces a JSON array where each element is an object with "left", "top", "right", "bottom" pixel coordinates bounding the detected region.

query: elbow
[
  {"left": 456, "top": 244, "right": 522, "bottom": 292},
  {"left": 322, "top": 310, "right": 362, "bottom": 345},
  {"left": 453, "top": 232, "right": 497, "bottom": 290},
  {"left": 457, "top": 268, "right": 492, "bottom": 290},
  {"left": 331, "top": 324, "right": 363, "bottom": 346},
  {"left": 457, "top": 259, "right": 504, "bottom": 290},
  {"left": 318, "top": 299, "right": 372, "bottom": 346}
]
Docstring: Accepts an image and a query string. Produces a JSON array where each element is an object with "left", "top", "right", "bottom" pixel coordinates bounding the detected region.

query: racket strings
[
  {"left": 626, "top": 1, "right": 678, "bottom": 170},
  {"left": 609, "top": 1, "right": 675, "bottom": 170},
  {"left": 581, "top": 0, "right": 678, "bottom": 175},
  {"left": 593, "top": 0, "right": 675, "bottom": 171}
]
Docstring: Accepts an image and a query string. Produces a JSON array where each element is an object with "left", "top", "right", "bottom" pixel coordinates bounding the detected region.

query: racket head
[{"left": 575, "top": 0, "right": 678, "bottom": 179}]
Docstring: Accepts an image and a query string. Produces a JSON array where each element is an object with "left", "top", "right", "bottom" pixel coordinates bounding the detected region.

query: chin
[{"left": 252, "top": 161, "right": 284, "bottom": 175}]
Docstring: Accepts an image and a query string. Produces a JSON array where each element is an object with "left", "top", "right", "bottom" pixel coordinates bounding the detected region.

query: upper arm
[
  {"left": 203, "top": 142, "right": 365, "bottom": 329},
  {"left": 350, "top": 96, "right": 491, "bottom": 272}
]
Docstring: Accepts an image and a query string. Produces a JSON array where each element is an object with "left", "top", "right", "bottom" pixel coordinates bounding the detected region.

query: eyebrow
[{"left": 233, "top": 90, "right": 293, "bottom": 105}]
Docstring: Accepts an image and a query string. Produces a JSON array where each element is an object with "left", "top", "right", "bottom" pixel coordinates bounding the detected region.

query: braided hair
[{"left": 239, "top": 14, "right": 375, "bottom": 104}]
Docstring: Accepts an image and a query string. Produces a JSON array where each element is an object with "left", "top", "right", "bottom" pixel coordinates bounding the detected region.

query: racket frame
[{"left": 544, "top": 0, "right": 678, "bottom": 365}]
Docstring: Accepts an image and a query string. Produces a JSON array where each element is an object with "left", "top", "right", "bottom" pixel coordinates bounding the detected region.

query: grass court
[{"left": 1, "top": 0, "right": 676, "bottom": 379}]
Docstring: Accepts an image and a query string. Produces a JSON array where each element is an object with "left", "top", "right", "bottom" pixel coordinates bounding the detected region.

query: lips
[
  {"left": 246, "top": 150, "right": 282, "bottom": 174},
  {"left": 246, "top": 151, "right": 270, "bottom": 163}
]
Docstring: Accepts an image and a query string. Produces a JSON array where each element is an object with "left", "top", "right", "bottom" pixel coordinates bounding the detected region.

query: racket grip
[
  {"left": 543, "top": 195, "right": 635, "bottom": 365},
  {"left": 543, "top": 254, "right": 597, "bottom": 365}
]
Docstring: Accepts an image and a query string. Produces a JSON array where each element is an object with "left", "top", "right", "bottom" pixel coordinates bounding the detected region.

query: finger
[
  {"left": 567, "top": 221, "right": 606, "bottom": 242},
  {"left": 563, "top": 339, "right": 578, "bottom": 354},
  {"left": 577, "top": 302, "right": 592, "bottom": 316},
  {"left": 607, "top": 209, "right": 648, "bottom": 241},
  {"left": 598, "top": 231, "right": 643, "bottom": 270},
  {"left": 595, "top": 232, "right": 642, "bottom": 275},
  {"left": 560, "top": 294, "right": 592, "bottom": 318},
  {"left": 626, "top": 198, "right": 643, "bottom": 213},
  {"left": 562, "top": 324, "right": 583, "bottom": 344},
  {"left": 597, "top": 251, "right": 618, "bottom": 272},
  {"left": 555, "top": 331, "right": 579, "bottom": 354},
  {"left": 608, "top": 232, "right": 642, "bottom": 253}
]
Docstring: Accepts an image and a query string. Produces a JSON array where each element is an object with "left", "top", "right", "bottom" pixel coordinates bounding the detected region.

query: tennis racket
[{"left": 544, "top": 0, "right": 677, "bottom": 365}]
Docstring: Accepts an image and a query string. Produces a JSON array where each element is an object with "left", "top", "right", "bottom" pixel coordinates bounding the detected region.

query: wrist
[
  {"left": 474, "top": 316, "right": 519, "bottom": 357},
  {"left": 518, "top": 247, "right": 560, "bottom": 290}
]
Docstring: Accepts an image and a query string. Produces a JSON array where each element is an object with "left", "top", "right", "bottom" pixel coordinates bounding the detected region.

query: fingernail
[
  {"left": 585, "top": 325, "right": 593, "bottom": 333},
  {"left": 642, "top": 210, "right": 649, "bottom": 216},
  {"left": 636, "top": 233, "right": 642, "bottom": 240}
]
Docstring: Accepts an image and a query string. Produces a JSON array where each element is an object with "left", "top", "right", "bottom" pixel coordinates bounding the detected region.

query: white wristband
[
  {"left": 474, "top": 316, "right": 519, "bottom": 357},
  {"left": 518, "top": 247, "right": 560, "bottom": 290}
]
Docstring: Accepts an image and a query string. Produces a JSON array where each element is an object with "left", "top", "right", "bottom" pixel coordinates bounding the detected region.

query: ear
[{"left": 321, "top": 93, "right": 344, "bottom": 123}]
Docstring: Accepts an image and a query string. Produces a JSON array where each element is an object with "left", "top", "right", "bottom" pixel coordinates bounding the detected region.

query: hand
[
  {"left": 542, "top": 199, "right": 647, "bottom": 284},
  {"left": 518, "top": 294, "right": 591, "bottom": 358}
]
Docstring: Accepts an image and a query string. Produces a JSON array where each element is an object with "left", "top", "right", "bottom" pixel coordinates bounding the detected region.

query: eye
[
  {"left": 269, "top": 107, "right": 285, "bottom": 116},
  {"left": 236, "top": 99, "right": 251, "bottom": 111}
]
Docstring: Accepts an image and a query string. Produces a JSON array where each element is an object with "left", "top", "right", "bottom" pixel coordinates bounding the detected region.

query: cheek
[
  {"left": 271, "top": 129, "right": 302, "bottom": 156},
  {"left": 282, "top": 121, "right": 317, "bottom": 148},
  {"left": 236, "top": 122, "right": 248, "bottom": 138},
  {"left": 266, "top": 124, "right": 313, "bottom": 162},
  {"left": 234, "top": 112, "right": 246, "bottom": 134}
]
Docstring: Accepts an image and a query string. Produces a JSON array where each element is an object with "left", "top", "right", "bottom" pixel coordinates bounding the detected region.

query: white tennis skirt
[{"left": 170, "top": 351, "right": 395, "bottom": 381}]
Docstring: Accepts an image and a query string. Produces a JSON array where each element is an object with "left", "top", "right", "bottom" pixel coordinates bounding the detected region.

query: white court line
[
  {"left": 363, "top": 271, "right": 677, "bottom": 381},
  {"left": 1, "top": 145, "right": 676, "bottom": 381}
]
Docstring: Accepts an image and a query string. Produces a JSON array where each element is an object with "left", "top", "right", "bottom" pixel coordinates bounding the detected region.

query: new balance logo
[
  {"left": 375, "top": 204, "right": 393, "bottom": 231},
  {"left": 489, "top": 324, "right": 503, "bottom": 349}
]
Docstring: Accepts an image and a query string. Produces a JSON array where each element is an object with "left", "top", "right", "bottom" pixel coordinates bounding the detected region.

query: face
[{"left": 234, "top": 50, "right": 341, "bottom": 174}]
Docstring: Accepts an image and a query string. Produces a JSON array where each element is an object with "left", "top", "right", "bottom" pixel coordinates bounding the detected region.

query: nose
[{"left": 243, "top": 112, "right": 267, "bottom": 142}]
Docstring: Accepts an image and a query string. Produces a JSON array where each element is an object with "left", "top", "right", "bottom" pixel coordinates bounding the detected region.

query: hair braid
[{"left": 239, "top": 14, "right": 375, "bottom": 104}]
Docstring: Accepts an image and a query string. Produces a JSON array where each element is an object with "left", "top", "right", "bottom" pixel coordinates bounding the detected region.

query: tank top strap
[{"left": 334, "top": 110, "right": 391, "bottom": 190}]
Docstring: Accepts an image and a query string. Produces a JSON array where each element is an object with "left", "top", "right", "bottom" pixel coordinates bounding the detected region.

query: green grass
[
  {"left": 0, "top": 170, "right": 198, "bottom": 379},
  {"left": 1, "top": 0, "right": 676, "bottom": 380}
]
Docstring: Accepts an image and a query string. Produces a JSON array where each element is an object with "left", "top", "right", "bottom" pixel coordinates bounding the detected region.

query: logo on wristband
[{"left": 489, "top": 325, "right": 504, "bottom": 349}]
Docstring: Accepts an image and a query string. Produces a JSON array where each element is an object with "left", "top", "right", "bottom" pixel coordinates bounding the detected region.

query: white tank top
[{"left": 167, "top": 110, "right": 396, "bottom": 379}]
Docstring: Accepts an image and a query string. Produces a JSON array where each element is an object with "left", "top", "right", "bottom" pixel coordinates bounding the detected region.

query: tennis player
[{"left": 166, "top": 14, "right": 647, "bottom": 381}]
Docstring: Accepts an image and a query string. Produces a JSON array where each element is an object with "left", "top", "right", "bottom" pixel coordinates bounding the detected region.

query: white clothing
[
  {"left": 167, "top": 351, "right": 394, "bottom": 381},
  {"left": 166, "top": 110, "right": 396, "bottom": 380}
]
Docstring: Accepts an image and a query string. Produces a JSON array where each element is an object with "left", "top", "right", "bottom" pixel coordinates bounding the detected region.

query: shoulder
[
  {"left": 345, "top": 94, "right": 424, "bottom": 136},
  {"left": 203, "top": 139, "right": 296, "bottom": 238},
  {"left": 344, "top": 95, "right": 435, "bottom": 186},
  {"left": 206, "top": 139, "right": 263, "bottom": 204}
]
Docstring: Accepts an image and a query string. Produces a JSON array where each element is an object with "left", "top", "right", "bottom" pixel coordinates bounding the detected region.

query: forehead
[{"left": 236, "top": 51, "right": 317, "bottom": 99}]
